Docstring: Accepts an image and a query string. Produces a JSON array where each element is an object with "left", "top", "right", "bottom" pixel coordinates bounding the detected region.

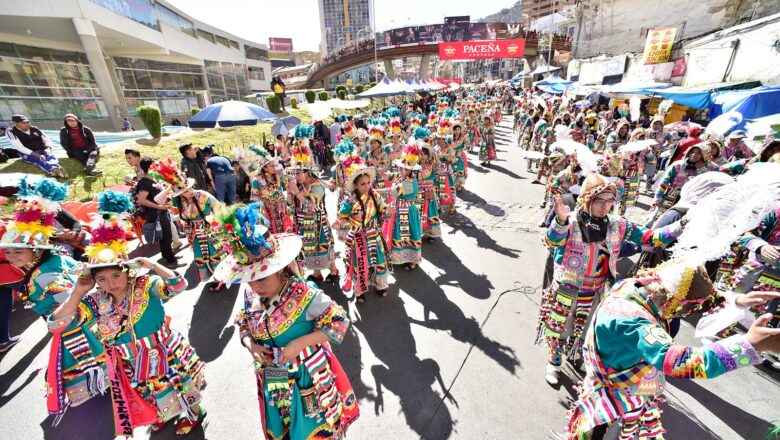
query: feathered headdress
[
  {"left": 83, "top": 191, "right": 134, "bottom": 268},
  {"left": 394, "top": 143, "right": 422, "bottom": 171},
  {"left": 343, "top": 120, "right": 357, "bottom": 138},
  {"left": 234, "top": 145, "right": 275, "bottom": 177},
  {"left": 211, "top": 202, "right": 303, "bottom": 284},
  {"left": 412, "top": 127, "right": 431, "bottom": 145},
  {"left": 343, "top": 155, "right": 377, "bottom": 191},
  {"left": 334, "top": 137, "right": 358, "bottom": 160},
  {"left": 0, "top": 177, "right": 68, "bottom": 250},
  {"left": 289, "top": 143, "right": 315, "bottom": 171},
  {"left": 368, "top": 118, "right": 386, "bottom": 142},
  {"left": 550, "top": 139, "right": 598, "bottom": 176},
  {"left": 150, "top": 157, "right": 193, "bottom": 195}
]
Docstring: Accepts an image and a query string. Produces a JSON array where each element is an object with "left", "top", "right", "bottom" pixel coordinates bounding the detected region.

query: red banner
[
  {"left": 438, "top": 39, "right": 525, "bottom": 60},
  {"left": 269, "top": 37, "right": 293, "bottom": 51}
]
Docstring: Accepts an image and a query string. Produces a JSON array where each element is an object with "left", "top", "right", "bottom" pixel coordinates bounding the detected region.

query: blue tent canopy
[
  {"left": 534, "top": 74, "right": 573, "bottom": 94},
  {"left": 709, "top": 86, "right": 780, "bottom": 130},
  {"left": 645, "top": 87, "right": 712, "bottom": 110}
]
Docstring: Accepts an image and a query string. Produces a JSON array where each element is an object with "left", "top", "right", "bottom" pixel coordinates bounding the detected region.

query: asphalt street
[{"left": 1, "top": 115, "right": 778, "bottom": 439}]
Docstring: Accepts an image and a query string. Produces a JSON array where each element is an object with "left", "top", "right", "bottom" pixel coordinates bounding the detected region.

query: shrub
[
  {"left": 355, "top": 84, "right": 365, "bottom": 94},
  {"left": 319, "top": 91, "right": 329, "bottom": 101},
  {"left": 291, "top": 98, "right": 298, "bottom": 109},
  {"left": 335, "top": 84, "right": 347, "bottom": 96},
  {"left": 137, "top": 105, "right": 162, "bottom": 138},
  {"left": 190, "top": 107, "right": 201, "bottom": 116},
  {"left": 305, "top": 90, "right": 316, "bottom": 103},
  {"left": 337, "top": 90, "right": 346, "bottom": 100},
  {"left": 366, "top": 82, "right": 377, "bottom": 89},
  {"left": 265, "top": 94, "right": 282, "bottom": 113}
]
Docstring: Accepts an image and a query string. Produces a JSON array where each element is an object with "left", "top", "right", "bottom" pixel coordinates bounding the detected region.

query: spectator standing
[
  {"left": 59, "top": 113, "right": 101, "bottom": 176},
  {"left": 5, "top": 114, "right": 67, "bottom": 177},
  {"left": 179, "top": 142, "right": 210, "bottom": 191},
  {"left": 233, "top": 160, "right": 251, "bottom": 202},
  {"left": 203, "top": 146, "right": 237, "bottom": 205},
  {"left": 329, "top": 118, "right": 342, "bottom": 147},
  {"left": 271, "top": 76, "right": 287, "bottom": 111},
  {"left": 134, "top": 157, "right": 179, "bottom": 268}
]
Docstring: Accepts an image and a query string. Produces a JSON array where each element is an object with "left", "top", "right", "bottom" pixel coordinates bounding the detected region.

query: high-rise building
[{"left": 318, "top": 0, "right": 374, "bottom": 56}]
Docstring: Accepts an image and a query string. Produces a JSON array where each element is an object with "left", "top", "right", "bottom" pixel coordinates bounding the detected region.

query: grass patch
[{"left": 0, "top": 109, "right": 311, "bottom": 203}]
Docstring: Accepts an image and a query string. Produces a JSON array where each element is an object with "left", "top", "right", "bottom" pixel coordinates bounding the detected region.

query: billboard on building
[
  {"left": 269, "top": 37, "right": 293, "bottom": 51},
  {"left": 443, "top": 16, "right": 470, "bottom": 42},
  {"left": 643, "top": 27, "right": 677, "bottom": 65},
  {"left": 438, "top": 39, "right": 525, "bottom": 60}
]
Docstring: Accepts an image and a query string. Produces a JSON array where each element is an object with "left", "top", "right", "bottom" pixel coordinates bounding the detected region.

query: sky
[{"left": 166, "top": 0, "right": 519, "bottom": 52}]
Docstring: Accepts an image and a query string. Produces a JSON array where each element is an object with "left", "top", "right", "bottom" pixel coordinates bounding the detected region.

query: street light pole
[
  {"left": 373, "top": 0, "right": 378, "bottom": 82},
  {"left": 547, "top": 0, "right": 557, "bottom": 67}
]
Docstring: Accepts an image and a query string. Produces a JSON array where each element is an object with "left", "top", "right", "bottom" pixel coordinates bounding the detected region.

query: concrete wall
[
  {"left": 573, "top": 0, "right": 780, "bottom": 59},
  {"left": 684, "top": 13, "right": 780, "bottom": 86}
]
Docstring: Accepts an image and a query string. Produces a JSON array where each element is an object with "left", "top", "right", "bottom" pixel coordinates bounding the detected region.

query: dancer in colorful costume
[
  {"left": 449, "top": 119, "right": 468, "bottom": 192},
  {"left": 49, "top": 190, "right": 206, "bottom": 437},
  {"left": 286, "top": 124, "right": 338, "bottom": 283},
  {"left": 567, "top": 166, "right": 780, "bottom": 438},
  {"left": 566, "top": 262, "right": 779, "bottom": 439},
  {"left": 212, "top": 203, "right": 359, "bottom": 439},
  {"left": 1, "top": 177, "right": 107, "bottom": 421},
  {"left": 329, "top": 138, "right": 360, "bottom": 241},
  {"left": 149, "top": 158, "right": 225, "bottom": 287},
  {"left": 646, "top": 142, "right": 719, "bottom": 226},
  {"left": 537, "top": 173, "right": 684, "bottom": 386},
  {"left": 418, "top": 138, "right": 442, "bottom": 241},
  {"left": 479, "top": 113, "right": 497, "bottom": 166},
  {"left": 248, "top": 145, "right": 292, "bottom": 234},
  {"left": 390, "top": 141, "right": 423, "bottom": 270},
  {"left": 337, "top": 157, "right": 390, "bottom": 302}
]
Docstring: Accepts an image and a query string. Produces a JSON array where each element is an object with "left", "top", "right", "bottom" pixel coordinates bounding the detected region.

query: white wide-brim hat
[
  {"left": 345, "top": 166, "right": 377, "bottom": 191},
  {"left": 213, "top": 234, "right": 302, "bottom": 285}
]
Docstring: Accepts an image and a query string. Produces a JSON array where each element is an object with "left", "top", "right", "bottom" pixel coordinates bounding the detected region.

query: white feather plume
[
  {"left": 550, "top": 140, "right": 598, "bottom": 175},
  {"left": 617, "top": 139, "right": 657, "bottom": 154},
  {"left": 672, "top": 163, "right": 780, "bottom": 266},
  {"left": 554, "top": 124, "right": 571, "bottom": 141},
  {"left": 705, "top": 111, "right": 743, "bottom": 137},
  {"left": 629, "top": 96, "right": 641, "bottom": 122},
  {"left": 745, "top": 119, "right": 772, "bottom": 141},
  {"left": 658, "top": 99, "right": 674, "bottom": 116},
  {"left": 534, "top": 95, "right": 548, "bottom": 112}
]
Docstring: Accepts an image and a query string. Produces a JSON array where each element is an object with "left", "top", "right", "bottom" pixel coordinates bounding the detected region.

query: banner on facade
[
  {"left": 438, "top": 39, "right": 525, "bottom": 60},
  {"left": 269, "top": 37, "right": 293, "bottom": 51},
  {"left": 643, "top": 27, "right": 677, "bottom": 65}
]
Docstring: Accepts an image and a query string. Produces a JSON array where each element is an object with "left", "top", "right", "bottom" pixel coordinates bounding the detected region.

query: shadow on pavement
[
  {"left": 486, "top": 163, "right": 524, "bottom": 180},
  {"left": 0, "top": 332, "right": 49, "bottom": 399},
  {"left": 187, "top": 282, "right": 239, "bottom": 362},
  {"left": 667, "top": 377, "right": 776, "bottom": 439},
  {"left": 41, "top": 393, "right": 114, "bottom": 440},
  {"left": 352, "top": 288, "right": 455, "bottom": 439},
  {"left": 317, "top": 279, "right": 376, "bottom": 406},
  {"left": 421, "top": 236, "right": 493, "bottom": 300}
]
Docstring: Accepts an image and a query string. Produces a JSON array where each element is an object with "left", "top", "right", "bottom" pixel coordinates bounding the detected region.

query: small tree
[
  {"left": 291, "top": 98, "right": 298, "bottom": 109},
  {"left": 137, "top": 105, "right": 162, "bottom": 138},
  {"left": 319, "top": 91, "right": 329, "bottom": 101},
  {"left": 355, "top": 84, "right": 365, "bottom": 94},
  {"left": 335, "top": 84, "right": 347, "bottom": 96},
  {"left": 190, "top": 107, "right": 201, "bottom": 116},
  {"left": 305, "top": 90, "right": 316, "bottom": 103},
  {"left": 265, "top": 94, "right": 282, "bottom": 113},
  {"left": 337, "top": 90, "right": 346, "bottom": 100}
]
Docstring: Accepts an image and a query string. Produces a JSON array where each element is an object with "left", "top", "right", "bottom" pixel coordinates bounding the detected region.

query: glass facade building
[
  {"left": 0, "top": 0, "right": 271, "bottom": 126},
  {"left": 319, "top": 0, "right": 373, "bottom": 55},
  {"left": 0, "top": 42, "right": 108, "bottom": 121}
]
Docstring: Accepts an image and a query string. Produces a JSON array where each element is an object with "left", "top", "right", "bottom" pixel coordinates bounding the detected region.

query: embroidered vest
[{"left": 557, "top": 211, "right": 626, "bottom": 288}]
